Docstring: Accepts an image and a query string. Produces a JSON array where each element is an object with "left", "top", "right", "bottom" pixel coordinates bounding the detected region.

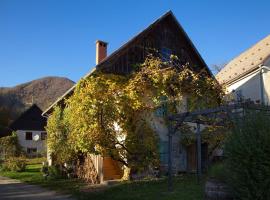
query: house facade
[
  {"left": 10, "top": 104, "right": 47, "bottom": 156},
  {"left": 216, "top": 35, "right": 270, "bottom": 105},
  {"left": 43, "top": 11, "right": 213, "bottom": 181}
]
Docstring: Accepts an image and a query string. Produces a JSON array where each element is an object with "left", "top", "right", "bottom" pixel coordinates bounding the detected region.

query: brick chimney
[{"left": 96, "top": 40, "right": 108, "bottom": 65}]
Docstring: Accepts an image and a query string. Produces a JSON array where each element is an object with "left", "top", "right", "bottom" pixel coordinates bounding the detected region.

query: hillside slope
[{"left": 0, "top": 76, "right": 74, "bottom": 128}]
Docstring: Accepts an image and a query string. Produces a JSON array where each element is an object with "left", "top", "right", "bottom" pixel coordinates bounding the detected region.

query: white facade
[
  {"left": 226, "top": 64, "right": 270, "bottom": 105},
  {"left": 16, "top": 130, "right": 47, "bottom": 156}
]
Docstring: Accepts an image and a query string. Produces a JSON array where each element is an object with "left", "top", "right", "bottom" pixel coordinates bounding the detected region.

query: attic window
[{"left": 161, "top": 47, "right": 172, "bottom": 62}]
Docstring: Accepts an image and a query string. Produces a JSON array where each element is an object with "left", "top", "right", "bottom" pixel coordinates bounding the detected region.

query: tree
[{"left": 224, "top": 111, "right": 270, "bottom": 200}]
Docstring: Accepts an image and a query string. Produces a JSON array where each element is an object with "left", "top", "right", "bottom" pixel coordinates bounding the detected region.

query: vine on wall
[{"left": 46, "top": 55, "right": 224, "bottom": 177}]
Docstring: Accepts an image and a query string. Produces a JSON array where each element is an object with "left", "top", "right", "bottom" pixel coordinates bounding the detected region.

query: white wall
[
  {"left": 16, "top": 130, "right": 47, "bottom": 155},
  {"left": 225, "top": 66, "right": 270, "bottom": 105},
  {"left": 226, "top": 70, "right": 262, "bottom": 103},
  {"left": 262, "top": 67, "right": 270, "bottom": 105}
]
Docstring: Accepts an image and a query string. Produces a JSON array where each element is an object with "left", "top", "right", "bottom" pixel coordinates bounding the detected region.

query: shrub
[
  {"left": 2, "top": 157, "right": 27, "bottom": 172},
  {"left": 48, "top": 165, "right": 63, "bottom": 179},
  {"left": 224, "top": 111, "right": 270, "bottom": 200},
  {"left": 0, "top": 132, "right": 22, "bottom": 158}
]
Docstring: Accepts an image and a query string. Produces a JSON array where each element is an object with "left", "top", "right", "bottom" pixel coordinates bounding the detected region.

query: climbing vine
[{"left": 47, "top": 55, "right": 224, "bottom": 176}]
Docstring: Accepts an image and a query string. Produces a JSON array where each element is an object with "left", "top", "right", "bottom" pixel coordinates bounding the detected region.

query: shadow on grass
[{"left": 1, "top": 163, "right": 204, "bottom": 200}]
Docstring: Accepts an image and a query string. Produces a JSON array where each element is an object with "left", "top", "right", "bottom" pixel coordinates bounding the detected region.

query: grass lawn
[
  {"left": 0, "top": 162, "right": 204, "bottom": 200},
  {"left": 0, "top": 163, "right": 85, "bottom": 195},
  {"left": 78, "top": 176, "right": 204, "bottom": 200}
]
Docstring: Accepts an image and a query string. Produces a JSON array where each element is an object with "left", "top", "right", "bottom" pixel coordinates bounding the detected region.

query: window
[
  {"left": 25, "top": 132, "right": 32, "bottom": 140},
  {"left": 41, "top": 132, "right": 47, "bottom": 140},
  {"left": 155, "top": 106, "right": 165, "bottom": 117},
  {"left": 27, "top": 148, "right": 37, "bottom": 154},
  {"left": 154, "top": 96, "right": 167, "bottom": 117},
  {"left": 161, "top": 47, "right": 172, "bottom": 62}
]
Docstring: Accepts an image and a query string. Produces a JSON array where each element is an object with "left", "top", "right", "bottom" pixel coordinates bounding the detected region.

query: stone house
[{"left": 43, "top": 11, "right": 213, "bottom": 182}]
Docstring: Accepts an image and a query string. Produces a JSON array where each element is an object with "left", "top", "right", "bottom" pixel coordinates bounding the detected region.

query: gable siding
[{"left": 98, "top": 17, "right": 205, "bottom": 75}]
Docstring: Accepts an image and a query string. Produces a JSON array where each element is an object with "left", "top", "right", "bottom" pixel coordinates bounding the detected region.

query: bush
[
  {"left": 2, "top": 157, "right": 27, "bottom": 172},
  {"left": 48, "top": 165, "right": 63, "bottom": 179},
  {"left": 224, "top": 111, "right": 270, "bottom": 200},
  {"left": 0, "top": 132, "right": 22, "bottom": 158}
]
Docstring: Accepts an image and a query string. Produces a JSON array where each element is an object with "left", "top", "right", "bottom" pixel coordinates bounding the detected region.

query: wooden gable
[
  {"left": 43, "top": 11, "right": 212, "bottom": 116},
  {"left": 97, "top": 11, "right": 211, "bottom": 76}
]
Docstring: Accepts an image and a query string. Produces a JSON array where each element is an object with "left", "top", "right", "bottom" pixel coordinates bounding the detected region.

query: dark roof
[
  {"left": 43, "top": 10, "right": 212, "bottom": 116},
  {"left": 0, "top": 126, "right": 13, "bottom": 138},
  {"left": 10, "top": 104, "right": 47, "bottom": 131}
]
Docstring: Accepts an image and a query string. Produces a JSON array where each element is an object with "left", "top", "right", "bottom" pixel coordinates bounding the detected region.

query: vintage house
[
  {"left": 43, "top": 11, "right": 213, "bottom": 182},
  {"left": 10, "top": 104, "right": 47, "bottom": 156},
  {"left": 216, "top": 35, "right": 270, "bottom": 104}
]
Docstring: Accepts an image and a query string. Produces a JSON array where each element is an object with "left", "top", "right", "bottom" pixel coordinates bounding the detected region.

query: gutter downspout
[{"left": 259, "top": 64, "right": 265, "bottom": 105}]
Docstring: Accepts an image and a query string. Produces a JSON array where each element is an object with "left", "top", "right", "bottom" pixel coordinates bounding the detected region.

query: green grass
[
  {"left": 78, "top": 176, "right": 204, "bottom": 200},
  {"left": 0, "top": 162, "right": 204, "bottom": 200},
  {"left": 0, "top": 163, "right": 86, "bottom": 195}
]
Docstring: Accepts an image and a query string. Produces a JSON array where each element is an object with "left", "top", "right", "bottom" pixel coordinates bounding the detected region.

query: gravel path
[{"left": 0, "top": 176, "right": 75, "bottom": 200}]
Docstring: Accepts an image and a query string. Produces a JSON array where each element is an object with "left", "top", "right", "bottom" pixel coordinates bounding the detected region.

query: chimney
[{"left": 96, "top": 40, "right": 108, "bottom": 64}]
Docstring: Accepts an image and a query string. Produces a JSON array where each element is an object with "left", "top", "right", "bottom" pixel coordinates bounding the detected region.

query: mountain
[{"left": 0, "top": 76, "right": 74, "bottom": 124}]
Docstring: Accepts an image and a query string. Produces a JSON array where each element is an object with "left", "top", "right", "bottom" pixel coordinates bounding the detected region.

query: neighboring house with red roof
[
  {"left": 10, "top": 104, "right": 47, "bottom": 156},
  {"left": 43, "top": 11, "right": 212, "bottom": 182},
  {"left": 216, "top": 35, "right": 270, "bottom": 104}
]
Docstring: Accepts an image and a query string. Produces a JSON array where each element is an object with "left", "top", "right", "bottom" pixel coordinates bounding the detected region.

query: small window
[
  {"left": 27, "top": 148, "right": 37, "bottom": 154},
  {"left": 25, "top": 132, "right": 33, "bottom": 140},
  {"left": 41, "top": 132, "right": 47, "bottom": 140},
  {"left": 161, "top": 47, "right": 172, "bottom": 62}
]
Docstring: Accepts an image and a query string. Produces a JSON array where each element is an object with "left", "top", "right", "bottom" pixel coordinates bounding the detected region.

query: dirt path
[{"left": 0, "top": 176, "right": 75, "bottom": 200}]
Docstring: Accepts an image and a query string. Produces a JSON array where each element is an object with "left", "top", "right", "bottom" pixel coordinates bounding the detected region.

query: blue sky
[{"left": 1, "top": 0, "right": 270, "bottom": 87}]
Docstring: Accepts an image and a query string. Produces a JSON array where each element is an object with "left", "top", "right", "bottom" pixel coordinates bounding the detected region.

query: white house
[
  {"left": 10, "top": 104, "right": 47, "bottom": 156},
  {"left": 216, "top": 35, "right": 270, "bottom": 105}
]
